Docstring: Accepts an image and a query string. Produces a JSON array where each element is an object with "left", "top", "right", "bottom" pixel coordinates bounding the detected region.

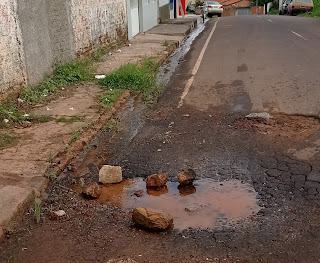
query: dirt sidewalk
[{"left": 0, "top": 16, "right": 201, "bottom": 239}]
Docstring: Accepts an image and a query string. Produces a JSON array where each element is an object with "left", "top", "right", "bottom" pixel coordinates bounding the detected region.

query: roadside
[{"left": 0, "top": 16, "right": 202, "bottom": 240}]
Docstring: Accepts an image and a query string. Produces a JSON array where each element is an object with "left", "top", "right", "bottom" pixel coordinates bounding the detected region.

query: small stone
[
  {"left": 99, "top": 165, "right": 122, "bottom": 184},
  {"left": 134, "top": 190, "right": 143, "bottom": 197},
  {"left": 132, "top": 207, "right": 173, "bottom": 231},
  {"left": 146, "top": 173, "right": 168, "bottom": 188},
  {"left": 51, "top": 210, "right": 66, "bottom": 219},
  {"left": 178, "top": 169, "right": 196, "bottom": 185},
  {"left": 83, "top": 183, "right": 101, "bottom": 198}
]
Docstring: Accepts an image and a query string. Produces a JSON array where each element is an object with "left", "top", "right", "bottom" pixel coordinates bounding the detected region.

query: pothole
[
  {"left": 97, "top": 178, "right": 261, "bottom": 230},
  {"left": 235, "top": 113, "right": 320, "bottom": 139}
]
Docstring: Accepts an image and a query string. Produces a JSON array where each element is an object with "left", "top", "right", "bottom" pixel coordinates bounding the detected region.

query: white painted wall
[{"left": 159, "top": 0, "right": 169, "bottom": 7}]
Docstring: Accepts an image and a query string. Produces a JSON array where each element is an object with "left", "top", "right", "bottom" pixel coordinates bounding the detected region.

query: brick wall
[
  {"left": 70, "top": 0, "right": 128, "bottom": 56},
  {"left": 0, "top": 0, "right": 26, "bottom": 96}
]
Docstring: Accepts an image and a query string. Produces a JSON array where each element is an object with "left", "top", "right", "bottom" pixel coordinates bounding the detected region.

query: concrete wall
[
  {"left": 0, "top": 0, "right": 26, "bottom": 97},
  {"left": 0, "top": 0, "right": 128, "bottom": 98},
  {"left": 70, "top": 0, "right": 127, "bottom": 56},
  {"left": 139, "top": 0, "right": 158, "bottom": 32},
  {"left": 159, "top": 3, "right": 170, "bottom": 22},
  {"left": 17, "top": 0, "right": 75, "bottom": 86}
]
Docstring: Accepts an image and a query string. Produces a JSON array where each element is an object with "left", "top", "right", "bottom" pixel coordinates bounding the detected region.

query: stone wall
[
  {"left": 0, "top": 0, "right": 26, "bottom": 98},
  {"left": 0, "top": 0, "right": 128, "bottom": 98}
]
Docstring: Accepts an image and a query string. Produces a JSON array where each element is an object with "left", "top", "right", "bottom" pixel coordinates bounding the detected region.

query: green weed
[
  {"left": 31, "top": 115, "right": 53, "bottom": 123},
  {"left": 100, "top": 89, "right": 125, "bottom": 107},
  {"left": 56, "top": 116, "right": 84, "bottom": 123},
  {"left": 103, "top": 119, "right": 122, "bottom": 133},
  {"left": 44, "top": 171, "right": 57, "bottom": 180},
  {"left": 22, "top": 60, "right": 93, "bottom": 103},
  {"left": 99, "top": 59, "right": 162, "bottom": 103},
  {"left": 0, "top": 131, "right": 17, "bottom": 148},
  {"left": 69, "top": 130, "right": 81, "bottom": 144}
]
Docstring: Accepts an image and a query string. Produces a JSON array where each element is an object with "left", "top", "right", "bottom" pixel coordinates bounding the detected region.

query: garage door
[
  {"left": 131, "top": 0, "right": 140, "bottom": 37},
  {"left": 236, "top": 7, "right": 251, "bottom": 15}
]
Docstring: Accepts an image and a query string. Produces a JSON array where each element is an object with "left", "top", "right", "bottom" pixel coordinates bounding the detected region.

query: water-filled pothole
[{"left": 98, "top": 178, "right": 261, "bottom": 230}]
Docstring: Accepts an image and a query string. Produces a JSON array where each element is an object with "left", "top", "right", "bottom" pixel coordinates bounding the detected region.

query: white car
[{"left": 205, "top": 1, "right": 224, "bottom": 17}]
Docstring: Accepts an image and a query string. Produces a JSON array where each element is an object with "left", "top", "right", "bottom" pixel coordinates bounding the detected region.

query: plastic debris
[
  {"left": 69, "top": 107, "right": 75, "bottom": 111},
  {"left": 46, "top": 107, "right": 51, "bottom": 111},
  {"left": 23, "top": 114, "right": 29, "bottom": 117},
  {"left": 245, "top": 112, "right": 272, "bottom": 120},
  {"left": 117, "top": 49, "right": 122, "bottom": 52},
  {"left": 3, "top": 119, "right": 9, "bottom": 123},
  {"left": 17, "top": 98, "right": 24, "bottom": 103},
  {"left": 95, "top": 75, "right": 106, "bottom": 79}
]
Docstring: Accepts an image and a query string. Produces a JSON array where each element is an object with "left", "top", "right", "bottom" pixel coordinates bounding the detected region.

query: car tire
[{"left": 218, "top": 14, "right": 221, "bottom": 17}]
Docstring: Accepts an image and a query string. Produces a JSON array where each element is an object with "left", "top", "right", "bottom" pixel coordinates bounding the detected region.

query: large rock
[
  {"left": 83, "top": 182, "right": 101, "bottom": 198},
  {"left": 99, "top": 165, "right": 122, "bottom": 184},
  {"left": 146, "top": 173, "right": 168, "bottom": 188},
  {"left": 132, "top": 207, "right": 173, "bottom": 231},
  {"left": 177, "top": 169, "right": 196, "bottom": 185}
]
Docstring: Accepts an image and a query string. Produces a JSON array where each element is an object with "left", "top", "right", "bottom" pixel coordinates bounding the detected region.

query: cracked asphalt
[{"left": 1, "top": 15, "right": 320, "bottom": 263}]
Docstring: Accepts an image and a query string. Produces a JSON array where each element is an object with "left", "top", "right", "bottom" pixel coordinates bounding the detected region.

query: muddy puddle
[
  {"left": 235, "top": 113, "right": 320, "bottom": 139},
  {"left": 97, "top": 178, "right": 261, "bottom": 230}
]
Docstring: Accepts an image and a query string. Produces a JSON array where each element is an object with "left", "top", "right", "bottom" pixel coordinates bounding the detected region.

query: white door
[{"left": 131, "top": 0, "right": 140, "bottom": 37}]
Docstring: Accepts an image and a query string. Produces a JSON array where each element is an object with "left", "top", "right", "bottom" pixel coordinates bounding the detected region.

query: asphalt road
[{"left": 2, "top": 15, "right": 320, "bottom": 263}]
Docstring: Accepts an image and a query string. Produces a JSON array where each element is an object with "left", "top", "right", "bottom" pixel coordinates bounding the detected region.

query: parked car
[
  {"left": 204, "top": 1, "right": 224, "bottom": 17},
  {"left": 287, "top": 0, "right": 313, "bottom": 15},
  {"left": 186, "top": 3, "right": 196, "bottom": 13},
  {"left": 279, "top": 0, "right": 292, "bottom": 14}
]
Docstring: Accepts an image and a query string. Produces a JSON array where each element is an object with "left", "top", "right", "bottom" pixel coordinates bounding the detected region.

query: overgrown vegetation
[
  {"left": 99, "top": 59, "right": 163, "bottom": 105},
  {"left": 69, "top": 130, "right": 81, "bottom": 144},
  {"left": 268, "top": 8, "right": 279, "bottom": 15},
  {"left": 299, "top": 0, "right": 320, "bottom": 17},
  {"left": 0, "top": 131, "right": 17, "bottom": 148}
]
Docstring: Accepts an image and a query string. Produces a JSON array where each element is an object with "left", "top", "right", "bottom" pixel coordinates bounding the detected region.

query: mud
[
  {"left": 97, "top": 178, "right": 261, "bottom": 230},
  {"left": 235, "top": 113, "right": 320, "bottom": 139}
]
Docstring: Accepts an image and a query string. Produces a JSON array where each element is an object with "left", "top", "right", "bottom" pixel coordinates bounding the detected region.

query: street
[{"left": 2, "top": 15, "right": 320, "bottom": 262}]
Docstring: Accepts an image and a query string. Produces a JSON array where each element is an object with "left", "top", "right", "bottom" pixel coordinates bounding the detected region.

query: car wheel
[
  {"left": 279, "top": 10, "right": 283, "bottom": 15},
  {"left": 218, "top": 14, "right": 221, "bottom": 17}
]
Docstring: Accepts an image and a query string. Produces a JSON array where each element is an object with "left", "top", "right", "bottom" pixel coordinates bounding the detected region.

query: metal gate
[{"left": 236, "top": 7, "right": 251, "bottom": 15}]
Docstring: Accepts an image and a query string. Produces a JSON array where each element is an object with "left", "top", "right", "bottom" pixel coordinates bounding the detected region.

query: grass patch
[
  {"left": 99, "top": 59, "right": 162, "bottom": 103},
  {"left": 0, "top": 131, "right": 17, "bottom": 148},
  {"left": 56, "top": 116, "right": 85, "bottom": 123},
  {"left": 0, "top": 104, "right": 26, "bottom": 125},
  {"left": 22, "top": 60, "right": 93, "bottom": 103},
  {"left": 298, "top": 0, "right": 320, "bottom": 17},
  {"left": 44, "top": 171, "right": 57, "bottom": 180},
  {"left": 31, "top": 115, "right": 53, "bottom": 123},
  {"left": 100, "top": 89, "right": 126, "bottom": 107}
]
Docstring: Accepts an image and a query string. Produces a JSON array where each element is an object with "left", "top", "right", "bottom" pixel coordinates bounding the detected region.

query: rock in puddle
[
  {"left": 99, "top": 165, "right": 122, "bottom": 184},
  {"left": 178, "top": 169, "right": 196, "bottom": 186},
  {"left": 132, "top": 207, "right": 173, "bottom": 231},
  {"left": 146, "top": 173, "right": 168, "bottom": 188},
  {"left": 185, "top": 203, "right": 209, "bottom": 212},
  {"left": 83, "top": 182, "right": 102, "bottom": 198},
  {"left": 134, "top": 190, "right": 144, "bottom": 197}
]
